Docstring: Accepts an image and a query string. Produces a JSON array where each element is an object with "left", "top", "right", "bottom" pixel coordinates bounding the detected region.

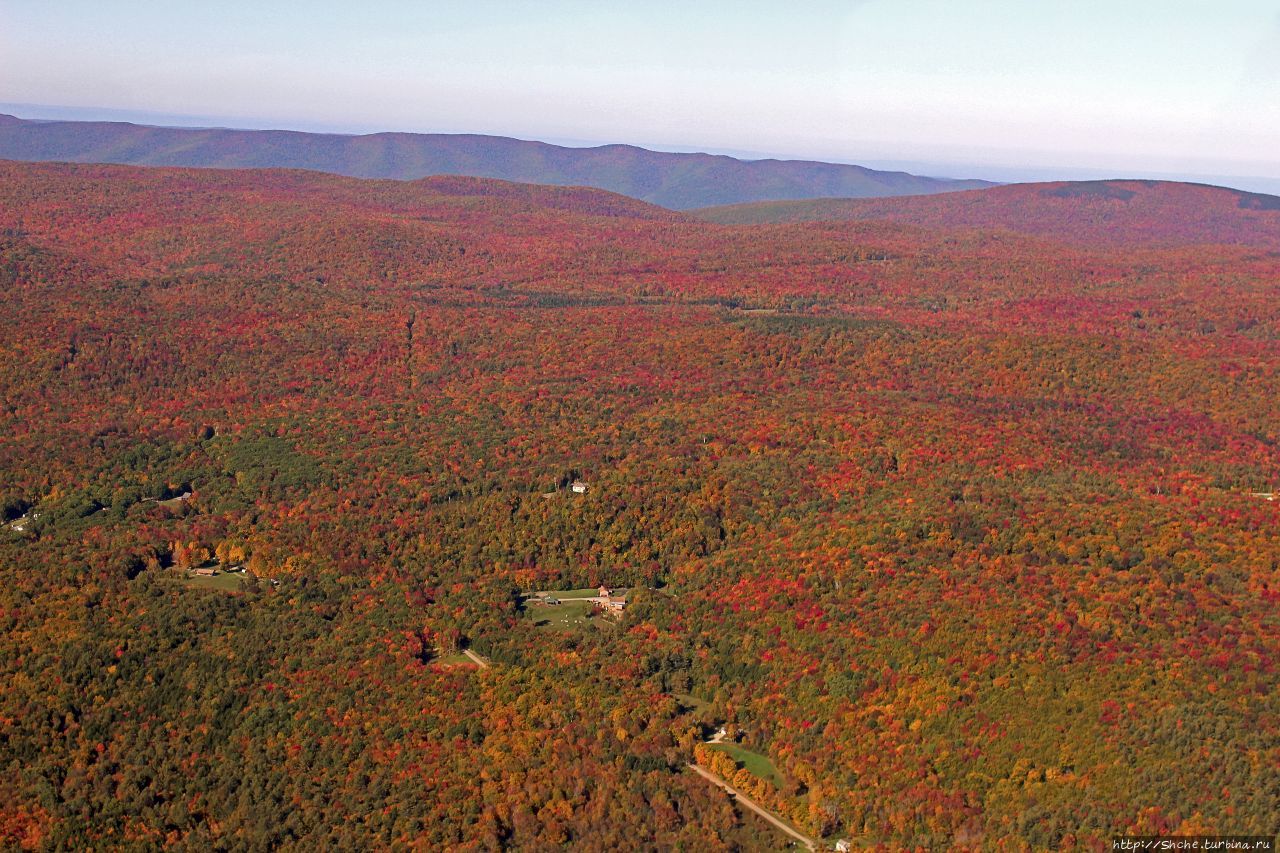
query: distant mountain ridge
[
  {"left": 693, "top": 179, "right": 1280, "bottom": 247},
  {"left": 0, "top": 113, "right": 991, "bottom": 210}
]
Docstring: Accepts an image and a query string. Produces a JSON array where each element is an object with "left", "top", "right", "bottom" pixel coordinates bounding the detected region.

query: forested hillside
[
  {"left": 0, "top": 114, "right": 991, "bottom": 209},
  {"left": 1, "top": 161, "right": 1277, "bottom": 849},
  {"left": 695, "top": 179, "right": 1280, "bottom": 246}
]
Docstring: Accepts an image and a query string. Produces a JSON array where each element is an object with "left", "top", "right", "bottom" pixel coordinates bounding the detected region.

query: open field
[
  {"left": 184, "top": 572, "right": 246, "bottom": 591},
  {"left": 673, "top": 693, "right": 712, "bottom": 715},
  {"left": 531, "top": 587, "right": 601, "bottom": 599},
  {"left": 709, "top": 742, "right": 784, "bottom": 788},
  {"left": 432, "top": 651, "right": 476, "bottom": 666},
  {"left": 526, "top": 597, "right": 603, "bottom": 631}
]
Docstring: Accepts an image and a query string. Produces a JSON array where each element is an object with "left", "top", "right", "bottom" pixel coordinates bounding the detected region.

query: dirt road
[{"left": 687, "top": 763, "right": 816, "bottom": 850}]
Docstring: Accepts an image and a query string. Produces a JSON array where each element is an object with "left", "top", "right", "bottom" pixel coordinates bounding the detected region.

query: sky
[{"left": 2, "top": 1, "right": 1278, "bottom": 186}]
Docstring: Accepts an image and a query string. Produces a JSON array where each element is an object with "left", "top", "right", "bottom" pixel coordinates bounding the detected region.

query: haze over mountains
[{"left": 0, "top": 113, "right": 992, "bottom": 210}]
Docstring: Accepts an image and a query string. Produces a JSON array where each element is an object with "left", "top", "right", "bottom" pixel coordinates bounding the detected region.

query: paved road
[
  {"left": 687, "top": 763, "right": 817, "bottom": 851},
  {"left": 462, "top": 648, "right": 490, "bottom": 669}
]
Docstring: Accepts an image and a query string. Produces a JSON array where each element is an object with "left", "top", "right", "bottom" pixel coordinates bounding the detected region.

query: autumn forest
[{"left": 1, "top": 161, "right": 1277, "bottom": 849}]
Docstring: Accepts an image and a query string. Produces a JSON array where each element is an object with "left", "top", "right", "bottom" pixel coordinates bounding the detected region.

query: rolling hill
[
  {"left": 693, "top": 179, "right": 1280, "bottom": 246},
  {"left": 0, "top": 113, "right": 991, "bottom": 209}
]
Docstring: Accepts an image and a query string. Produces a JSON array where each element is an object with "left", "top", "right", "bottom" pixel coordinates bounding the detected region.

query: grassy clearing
[
  {"left": 532, "top": 587, "right": 600, "bottom": 600},
  {"left": 673, "top": 693, "right": 712, "bottom": 715},
  {"left": 184, "top": 572, "right": 246, "bottom": 591},
  {"left": 526, "top": 598, "right": 605, "bottom": 631},
  {"left": 709, "top": 742, "right": 784, "bottom": 788}
]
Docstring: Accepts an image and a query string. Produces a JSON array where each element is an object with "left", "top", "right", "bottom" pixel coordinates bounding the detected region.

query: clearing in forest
[
  {"left": 708, "top": 741, "right": 785, "bottom": 788},
  {"left": 184, "top": 572, "right": 247, "bottom": 591}
]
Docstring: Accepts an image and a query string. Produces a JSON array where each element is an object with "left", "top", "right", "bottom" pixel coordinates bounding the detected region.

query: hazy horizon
[
  {"left": 3, "top": 1, "right": 1277, "bottom": 192},
  {"left": 5, "top": 99, "right": 1280, "bottom": 197}
]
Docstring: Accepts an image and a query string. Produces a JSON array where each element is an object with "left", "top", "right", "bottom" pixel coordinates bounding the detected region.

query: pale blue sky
[{"left": 2, "top": 1, "right": 1277, "bottom": 181}]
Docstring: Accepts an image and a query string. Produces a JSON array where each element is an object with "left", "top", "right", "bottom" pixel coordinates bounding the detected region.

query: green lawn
[
  {"left": 184, "top": 572, "right": 246, "bottom": 591},
  {"left": 532, "top": 587, "right": 601, "bottom": 600},
  {"left": 526, "top": 597, "right": 605, "bottom": 631},
  {"left": 673, "top": 693, "right": 712, "bottom": 715},
  {"left": 709, "top": 742, "right": 784, "bottom": 788}
]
